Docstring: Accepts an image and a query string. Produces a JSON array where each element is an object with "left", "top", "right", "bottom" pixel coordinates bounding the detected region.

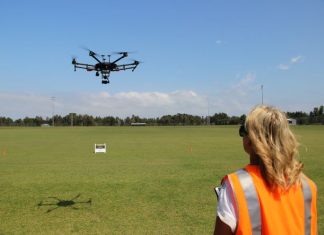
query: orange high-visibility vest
[{"left": 225, "top": 165, "right": 317, "bottom": 235}]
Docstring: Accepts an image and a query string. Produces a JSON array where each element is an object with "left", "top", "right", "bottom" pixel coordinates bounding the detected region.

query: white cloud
[
  {"left": 0, "top": 73, "right": 264, "bottom": 119},
  {"left": 0, "top": 91, "right": 208, "bottom": 119},
  {"left": 216, "top": 40, "right": 228, "bottom": 46},
  {"left": 291, "top": 55, "right": 302, "bottom": 64},
  {"left": 0, "top": 92, "right": 54, "bottom": 118},
  {"left": 278, "top": 64, "right": 290, "bottom": 70},
  {"left": 277, "top": 55, "right": 303, "bottom": 70},
  {"left": 209, "top": 72, "right": 261, "bottom": 115}
]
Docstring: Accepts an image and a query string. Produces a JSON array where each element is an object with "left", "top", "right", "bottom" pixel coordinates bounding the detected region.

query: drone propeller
[
  {"left": 112, "top": 51, "right": 129, "bottom": 57},
  {"left": 79, "top": 46, "right": 91, "bottom": 51},
  {"left": 113, "top": 51, "right": 128, "bottom": 54},
  {"left": 72, "top": 57, "right": 77, "bottom": 65},
  {"left": 129, "top": 59, "right": 141, "bottom": 71},
  {"left": 131, "top": 59, "right": 143, "bottom": 65},
  {"left": 112, "top": 51, "right": 137, "bottom": 57},
  {"left": 80, "top": 46, "right": 99, "bottom": 56}
]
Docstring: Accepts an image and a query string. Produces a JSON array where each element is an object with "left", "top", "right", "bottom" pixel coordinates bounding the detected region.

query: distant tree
[
  {"left": 34, "top": 116, "right": 44, "bottom": 126},
  {"left": 286, "top": 111, "right": 309, "bottom": 125},
  {"left": 1, "top": 105, "right": 323, "bottom": 126},
  {"left": 229, "top": 116, "right": 241, "bottom": 125},
  {"left": 0, "top": 117, "right": 13, "bottom": 126},
  {"left": 14, "top": 119, "right": 24, "bottom": 126},
  {"left": 82, "top": 115, "right": 95, "bottom": 126},
  {"left": 287, "top": 111, "right": 308, "bottom": 118},
  {"left": 211, "top": 113, "right": 229, "bottom": 125},
  {"left": 23, "top": 117, "right": 36, "bottom": 126},
  {"left": 62, "top": 114, "right": 72, "bottom": 126},
  {"left": 158, "top": 115, "right": 173, "bottom": 125},
  {"left": 240, "top": 114, "right": 246, "bottom": 124},
  {"left": 309, "top": 105, "right": 324, "bottom": 124},
  {"left": 130, "top": 115, "right": 144, "bottom": 123},
  {"left": 124, "top": 116, "right": 132, "bottom": 125},
  {"left": 319, "top": 106, "right": 324, "bottom": 115},
  {"left": 102, "top": 116, "right": 117, "bottom": 126}
]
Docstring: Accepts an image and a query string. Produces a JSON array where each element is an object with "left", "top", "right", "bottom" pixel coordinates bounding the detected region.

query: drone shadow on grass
[{"left": 37, "top": 194, "right": 92, "bottom": 213}]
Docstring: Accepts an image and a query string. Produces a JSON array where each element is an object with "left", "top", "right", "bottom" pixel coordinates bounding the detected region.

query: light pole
[
  {"left": 51, "top": 96, "right": 56, "bottom": 127},
  {"left": 207, "top": 97, "right": 210, "bottom": 125},
  {"left": 70, "top": 113, "right": 75, "bottom": 127},
  {"left": 205, "top": 95, "right": 211, "bottom": 125},
  {"left": 261, "top": 85, "right": 264, "bottom": 105}
]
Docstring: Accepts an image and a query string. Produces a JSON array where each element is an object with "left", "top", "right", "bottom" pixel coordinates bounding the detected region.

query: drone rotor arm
[
  {"left": 81, "top": 48, "right": 101, "bottom": 63},
  {"left": 132, "top": 64, "right": 138, "bottom": 72},
  {"left": 111, "top": 53, "right": 128, "bottom": 64},
  {"left": 73, "top": 62, "right": 96, "bottom": 71},
  {"left": 115, "top": 61, "right": 139, "bottom": 71},
  {"left": 89, "top": 53, "right": 102, "bottom": 63}
]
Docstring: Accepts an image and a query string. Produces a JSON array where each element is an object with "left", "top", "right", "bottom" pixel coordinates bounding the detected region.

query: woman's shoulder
[
  {"left": 222, "top": 165, "right": 259, "bottom": 180},
  {"left": 301, "top": 172, "right": 317, "bottom": 192}
]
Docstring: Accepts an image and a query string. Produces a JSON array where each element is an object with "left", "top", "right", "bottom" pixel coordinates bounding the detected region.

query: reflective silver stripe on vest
[
  {"left": 301, "top": 177, "right": 312, "bottom": 235},
  {"left": 236, "top": 169, "right": 262, "bottom": 235}
]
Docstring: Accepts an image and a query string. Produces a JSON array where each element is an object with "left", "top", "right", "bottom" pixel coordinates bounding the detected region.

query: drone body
[{"left": 72, "top": 50, "right": 140, "bottom": 84}]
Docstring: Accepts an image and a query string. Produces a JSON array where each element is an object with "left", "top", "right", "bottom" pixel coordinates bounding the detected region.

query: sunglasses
[{"left": 239, "top": 124, "right": 248, "bottom": 137}]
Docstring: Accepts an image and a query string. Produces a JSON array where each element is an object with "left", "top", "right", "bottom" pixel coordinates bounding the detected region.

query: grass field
[{"left": 0, "top": 126, "right": 323, "bottom": 234}]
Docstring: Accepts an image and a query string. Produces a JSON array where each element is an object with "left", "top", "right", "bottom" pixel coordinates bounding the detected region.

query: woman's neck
[{"left": 249, "top": 153, "right": 260, "bottom": 165}]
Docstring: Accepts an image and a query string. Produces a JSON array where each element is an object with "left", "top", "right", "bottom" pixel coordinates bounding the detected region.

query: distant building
[
  {"left": 41, "top": 124, "right": 51, "bottom": 127},
  {"left": 131, "top": 123, "right": 146, "bottom": 126},
  {"left": 287, "top": 118, "right": 297, "bottom": 125}
]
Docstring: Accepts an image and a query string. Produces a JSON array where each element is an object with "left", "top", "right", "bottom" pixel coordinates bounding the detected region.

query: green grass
[{"left": 0, "top": 126, "right": 323, "bottom": 234}]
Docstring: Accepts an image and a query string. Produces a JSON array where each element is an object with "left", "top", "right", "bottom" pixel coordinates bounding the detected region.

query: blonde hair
[{"left": 245, "top": 105, "right": 303, "bottom": 188}]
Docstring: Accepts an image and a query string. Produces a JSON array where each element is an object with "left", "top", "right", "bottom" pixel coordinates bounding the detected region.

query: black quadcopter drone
[{"left": 72, "top": 49, "right": 140, "bottom": 84}]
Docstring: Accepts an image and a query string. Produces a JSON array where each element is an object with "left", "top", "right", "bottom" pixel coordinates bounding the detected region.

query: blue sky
[{"left": 0, "top": 0, "right": 323, "bottom": 119}]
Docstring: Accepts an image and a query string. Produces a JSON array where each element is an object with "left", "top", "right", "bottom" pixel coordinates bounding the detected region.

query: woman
[{"left": 214, "top": 105, "right": 317, "bottom": 235}]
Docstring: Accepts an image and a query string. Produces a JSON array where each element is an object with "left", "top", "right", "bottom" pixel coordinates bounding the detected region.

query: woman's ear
[{"left": 243, "top": 136, "right": 253, "bottom": 154}]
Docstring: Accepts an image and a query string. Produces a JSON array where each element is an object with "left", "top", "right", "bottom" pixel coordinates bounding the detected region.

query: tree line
[
  {"left": 0, "top": 105, "right": 323, "bottom": 126},
  {"left": 286, "top": 105, "right": 324, "bottom": 125}
]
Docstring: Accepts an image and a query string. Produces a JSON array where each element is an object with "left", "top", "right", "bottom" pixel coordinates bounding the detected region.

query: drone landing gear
[{"left": 102, "top": 80, "right": 109, "bottom": 84}]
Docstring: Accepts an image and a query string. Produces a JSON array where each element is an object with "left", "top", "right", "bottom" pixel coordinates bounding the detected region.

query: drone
[{"left": 72, "top": 49, "right": 140, "bottom": 84}]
